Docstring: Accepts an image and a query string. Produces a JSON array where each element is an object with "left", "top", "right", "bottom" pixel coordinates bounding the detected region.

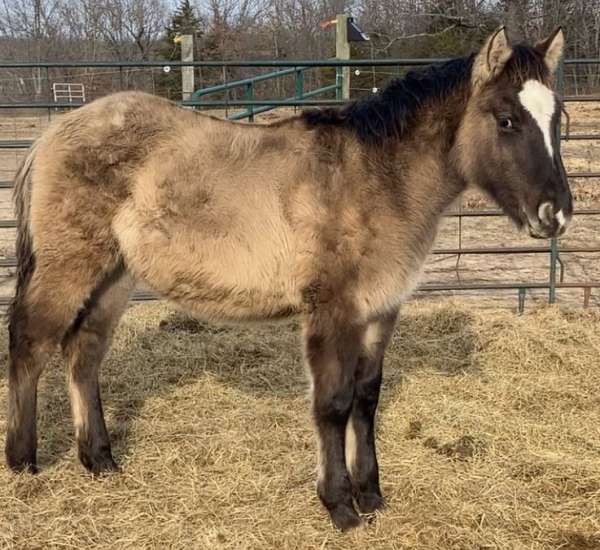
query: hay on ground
[{"left": 1, "top": 301, "right": 600, "bottom": 549}]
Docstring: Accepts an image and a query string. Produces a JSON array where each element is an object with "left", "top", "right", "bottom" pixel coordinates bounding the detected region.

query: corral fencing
[{"left": 0, "top": 57, "right": 599, "bottom": 311}]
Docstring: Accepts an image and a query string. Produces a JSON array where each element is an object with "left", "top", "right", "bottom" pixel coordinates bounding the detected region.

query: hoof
[
  {"left": 79, "top": 450, "right": 120, "bottom": 476},
  {"left": 6, "top": 447, "right": 38, "bottom": 474},
  {"left": 6, "top": 458, "right": 38, "bottom": 474},
  {"left": 327, "top": 503, "right": 361, "bottom": 531},
  {"left": 356, "top": 491, "right": 385, "bottom": 514}
]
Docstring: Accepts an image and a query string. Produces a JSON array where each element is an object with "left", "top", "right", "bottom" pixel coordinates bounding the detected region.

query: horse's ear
[
  {"left": 472, "top": 26, "right": 512, "bottom": 91},
  {"left": 536, "top": 27, "right": 565, "bottom": 74}
]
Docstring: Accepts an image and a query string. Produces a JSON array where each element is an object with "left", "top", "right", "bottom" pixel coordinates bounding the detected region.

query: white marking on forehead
[{"left": 518, "top": 79, "right": 556, "bottom": 159}]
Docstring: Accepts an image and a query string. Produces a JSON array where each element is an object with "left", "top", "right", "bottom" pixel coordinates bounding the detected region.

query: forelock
[{"left": 503, "top": 45, "right": 550, "bottom": 86}]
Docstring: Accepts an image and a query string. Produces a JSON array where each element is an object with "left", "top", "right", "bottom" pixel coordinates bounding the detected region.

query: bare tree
[
  {"left": 99, "top": 0, "right": 167, "bottom": 60},
  {"left": 0, "top": 0, "right": 598, "bottom": 100}
]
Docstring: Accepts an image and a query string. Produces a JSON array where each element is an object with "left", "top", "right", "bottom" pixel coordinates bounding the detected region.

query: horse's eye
[{"left": 499, "top": 117, "right": 513, "bottom": 130}]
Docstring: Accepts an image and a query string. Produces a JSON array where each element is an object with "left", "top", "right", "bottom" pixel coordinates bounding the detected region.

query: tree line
[{"left": 0, "top": 0, "right": 598, "bottom": 102}]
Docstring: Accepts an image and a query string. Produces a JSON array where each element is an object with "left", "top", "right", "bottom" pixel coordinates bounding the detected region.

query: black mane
[{"left": 302, "top": 55, "right": 475, "bottom": 146}]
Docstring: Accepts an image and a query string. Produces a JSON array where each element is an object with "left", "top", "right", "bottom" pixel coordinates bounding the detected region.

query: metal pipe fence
[{"left": 0, "top": 57, "right": 599, "bottom": 310}]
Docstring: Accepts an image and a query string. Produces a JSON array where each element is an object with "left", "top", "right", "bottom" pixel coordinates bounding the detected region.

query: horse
[{"left": 5, "top": 27, "right": 571, "bottom": 530}]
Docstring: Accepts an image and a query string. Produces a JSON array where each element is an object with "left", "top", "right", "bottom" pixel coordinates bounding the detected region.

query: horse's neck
[{"left": 397, "top": 95, "right": 469, "bottom": 215}]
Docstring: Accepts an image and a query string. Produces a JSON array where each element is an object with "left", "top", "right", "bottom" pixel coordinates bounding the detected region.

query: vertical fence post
[
  {"left": 518, "top": 288, "right": 527, "bottom": 315},
  {"left": 549, "top": 55, "right": 565, "bottom": 304},
  {"left": 180, "top": 34, "right": 194, "bottom": 101},
  {"left": 245, "top": 81, "right": 254, "bottom": 122},
  {"left": 295, "top": 67, "right": 304, "bottom": 114},
  {"left": 295, "top": 68, "right": 304, "bottom": 99},
  {"left": 335, "top": 14, "right": 350, "bottom": 100},
  {"left": 584, "top": 287, "right": 591, "bottom": 308},
  {"left": 45, "top": 66, "right": 51, "bottom": 122}
]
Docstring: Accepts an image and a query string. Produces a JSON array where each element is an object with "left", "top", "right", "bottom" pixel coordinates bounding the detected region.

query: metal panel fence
[{"left": 0, "top": 57, "right": 599, "bottom": 311}]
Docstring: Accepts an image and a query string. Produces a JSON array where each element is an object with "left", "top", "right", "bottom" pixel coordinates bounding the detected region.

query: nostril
[
  {"left": 538, "top": 201, "right": 555, "bottom": 226},
  {"left": 555, "top": 209, "right": 567, "bottom": 228}
]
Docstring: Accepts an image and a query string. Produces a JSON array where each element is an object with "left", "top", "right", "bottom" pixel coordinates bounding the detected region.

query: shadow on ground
[{"left": 0, "top": 304, "right": 480, "bottom": 470}]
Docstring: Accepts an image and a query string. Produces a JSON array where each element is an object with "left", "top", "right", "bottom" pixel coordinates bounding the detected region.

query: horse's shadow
[{"left": 15, "top": 304, "right": 480, "bottom": 470}]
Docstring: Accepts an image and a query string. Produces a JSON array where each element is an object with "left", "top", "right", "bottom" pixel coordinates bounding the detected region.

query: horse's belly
[
  {"left": 114, "top": 201, "right": 303, "bottom": 320},
  {"left": 178, "top": 242, "right": 303, "bottom": 320}
]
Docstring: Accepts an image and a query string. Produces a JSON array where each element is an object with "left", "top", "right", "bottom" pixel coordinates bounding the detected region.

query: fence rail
[{"left": 1, "top": 56, "right": 599, "bottom": 310}]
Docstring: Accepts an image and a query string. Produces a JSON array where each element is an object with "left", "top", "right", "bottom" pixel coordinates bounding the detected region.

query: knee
[
  {"left": 356, "top": 371, "right": 381, "bottom": 400},
  {"left": 354, "top": 371, "right": 382, "bottom": 415},
  {"left": 314, "top": 386, "right": 354, "bottom": 424}
]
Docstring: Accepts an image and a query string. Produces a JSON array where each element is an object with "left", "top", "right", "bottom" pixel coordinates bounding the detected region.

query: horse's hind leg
[
  {"left": 346, "top": 309, "right": 398, "bottom": 514},
  {"left": 6, "top": 265, "right": 117, "bottom": 472},
  {"left": 303, "top": 310, "right": 364, "bottom": 530},
  {"left": 61, "top": 272, "right": 133, "bottom": 474},
  {"left": 6, "top": 302, "right": 59, "bottom": 472}
]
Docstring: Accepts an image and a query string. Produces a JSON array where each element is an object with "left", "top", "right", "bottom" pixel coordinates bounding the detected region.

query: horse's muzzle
[{"left": 526, "top": 201, "right": 570, "bottom": 239}]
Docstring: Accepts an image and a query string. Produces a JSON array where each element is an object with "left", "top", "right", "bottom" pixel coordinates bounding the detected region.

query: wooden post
[
  {"left": 335, "top": 14, "right": 350, "bottom": 100},
  {"left": 181, "top": 34, "right": 194, "bottom": 101}
]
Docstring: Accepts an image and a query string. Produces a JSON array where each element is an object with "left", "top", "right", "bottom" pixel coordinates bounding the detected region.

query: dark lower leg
[
  {"left": 347, "top": 364, "right": 383, "bottom": 513},
  {"left": 5, "top": 312, "right": 54, "bottom": 473},
  {"left": 67, "top": 347, "right": 118, "bottom": 474},
  {"left": 6, "top": 362, "right": 43, "bottom": 473},
  {"left": 305, "top": 316, "right": 362, "bottom": 530},
  {"left": 346, "top": 310, "right": 397, "bottom": 513},
  {"left": 315, "top": 387, "right": 357, "bottom": 530}
]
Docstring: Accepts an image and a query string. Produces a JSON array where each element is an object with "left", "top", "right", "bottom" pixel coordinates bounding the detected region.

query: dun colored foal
[{"left": 6, "top": 28, "right": 571, "bottom": 529}]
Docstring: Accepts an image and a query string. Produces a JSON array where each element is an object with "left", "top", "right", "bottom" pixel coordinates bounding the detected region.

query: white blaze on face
[{"left": 518, "top": 79, "right": 557, "bottom": 159}]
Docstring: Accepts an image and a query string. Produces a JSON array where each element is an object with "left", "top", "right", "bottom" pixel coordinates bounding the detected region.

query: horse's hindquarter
[
  {"left": 28, "top": 92, "right": 170, "bottom": 280},
  {"left": 114, "top": 116, "right": 308, "bottom": 320}
]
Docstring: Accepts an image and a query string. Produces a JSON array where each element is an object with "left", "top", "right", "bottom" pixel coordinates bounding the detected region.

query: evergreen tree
[
  {"left": 156, "top": 0, "right": 204, "bottom": 99},
  {"left": 165, "top": 0, "right": 203, "bottom": 45}
]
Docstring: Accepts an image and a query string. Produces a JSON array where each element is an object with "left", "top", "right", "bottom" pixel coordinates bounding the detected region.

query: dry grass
[{"left": 2, "top": 301, "right": 600, "bottom": 548}]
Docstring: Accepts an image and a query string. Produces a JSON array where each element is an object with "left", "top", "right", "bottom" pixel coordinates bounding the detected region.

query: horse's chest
[{"left": 352, "top": 228, "right": 435, "bottom": 319}]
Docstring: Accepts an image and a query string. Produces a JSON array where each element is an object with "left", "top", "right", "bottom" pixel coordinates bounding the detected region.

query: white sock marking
[
  {"left": 345, "top": 420, "right": 358, "bottom": 476},
  {"left": 518, "top": 80, "right": 556, "bottom": 159}
]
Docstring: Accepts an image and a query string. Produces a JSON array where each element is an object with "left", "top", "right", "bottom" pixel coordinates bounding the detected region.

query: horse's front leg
[
  {"left": 303, "top": 310, "right": 364, "bottom": 530},
  {"left": 346, "top": 309, "right": 398, "bottom": 513}
]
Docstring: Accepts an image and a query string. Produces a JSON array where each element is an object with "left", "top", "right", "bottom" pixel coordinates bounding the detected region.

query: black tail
[{"left": 9, "top": 142, "right": 38, "bottom": 320}]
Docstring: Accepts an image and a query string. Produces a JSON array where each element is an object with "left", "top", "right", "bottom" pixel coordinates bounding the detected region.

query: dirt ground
[
  {"left": 0, "top": 102, "right": 598, "bottom": 310},
  {"left": 1, "top": 301, "right": 600, "bottom": 549}
]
